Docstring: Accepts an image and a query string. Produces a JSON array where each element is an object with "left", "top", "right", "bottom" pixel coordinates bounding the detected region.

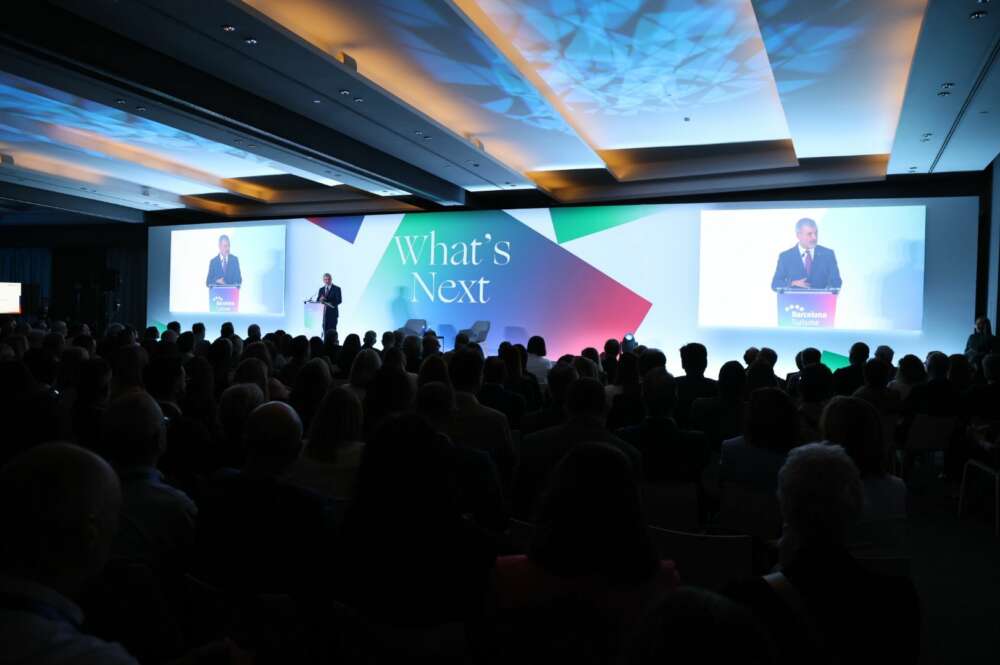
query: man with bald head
[
  {"left": 0, "top": 443, "right": 139, "bottom": 664},
  {"left": 102, "top": 391, "right": 197, "bottom": 568},
  {"left": 198, "top": 401, "right": 336, "bottom": 597}
]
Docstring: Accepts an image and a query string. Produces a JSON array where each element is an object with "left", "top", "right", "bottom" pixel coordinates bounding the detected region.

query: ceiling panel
[
  {"left": 754, "top": 0, "right": 927, "bottom": 159},
  {"left": 460, "top": 0, "right": 790, "bottom": 151},
  {"left": 241, "top": 0, "right": 602, "bottom": 174}
]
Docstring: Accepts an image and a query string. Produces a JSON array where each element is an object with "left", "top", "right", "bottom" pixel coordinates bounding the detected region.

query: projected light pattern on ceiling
[
  {"left": 468, "top": 0, "right": 790, "bottom": 149},
  {"left": 243, "top": 0, "right": 602, "bottom": 173},
  {"left": 752, "top": 0, "right": 926, "bottom": 157},
  {"left": 0, "top": 70, "right": 341, "bottom": 203}
]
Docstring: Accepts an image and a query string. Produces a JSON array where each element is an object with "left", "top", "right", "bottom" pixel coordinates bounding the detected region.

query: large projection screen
[{"left": 148, "top": 197, "right": 978, "bottom": 375}]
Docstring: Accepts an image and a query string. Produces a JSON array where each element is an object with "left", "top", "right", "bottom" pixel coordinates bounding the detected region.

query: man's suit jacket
[
  {"left": 771, "top": 245, "right": 842, "bottom": 291},
  {"left": 317, "top": 284, "right": 342, "bottom": 310},
  {"left": 206, "top": 255, "right": 242, "bottom": 287},
  {"left": 317, "top": 284, "right": 342, "bottom": 332}
]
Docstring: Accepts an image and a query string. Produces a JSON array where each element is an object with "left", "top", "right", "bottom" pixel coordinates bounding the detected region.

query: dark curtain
[
  {"left": 106, "top": 246, "right": 146, "bottom": 328},
  {"left": 0, "top": 248, "right": 52, "bottom": 307}
]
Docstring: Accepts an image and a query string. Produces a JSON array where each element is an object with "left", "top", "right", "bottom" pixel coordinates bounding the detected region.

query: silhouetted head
[
  {"left": 0, "top": 443, "right": 122, "bottom": 596},
  {"left": 848, "top": 342, "right": 870, "bottom": 366},
  {"left": 101, "top": 391, "right": 166, "bottom": 468},
  {"left": 863, "top": 359, "right": 891, "bottom": 390},
  {"left": 799, "top": 362, "right": 834, "bottom": 403},
  {"left": 718, "top": 360, "right": 747, "bottom": 400},
  {"left": 527, "top": 335, "right": 547, "bottom": 357},
  {"left": 244, "top": 401, "right": 303, "bottom": 474},
  {"left": 531, "top": 442, "right": 657, "bottom": 584},
  {"left": 679, "top": 342, "right": 708, "bottom": 376},
  {"left": 779, "top": 443, "right": 862, "bottom": 547},
  {"left": 643, "top": 368, "right": 677, "bottom": 418},
  {"left": 566, "top": 378, "right": 607, "bottom": 421},
  {"left": 821, "top": 396, "right": 886, "bottom": 476},
  {"left": 745, "top": 388, "right": 799, "bottom": 454}
]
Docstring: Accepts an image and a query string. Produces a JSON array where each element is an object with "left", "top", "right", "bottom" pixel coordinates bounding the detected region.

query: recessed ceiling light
[
  {"left": 135, "top": 106, "right": 147, "bottom": 112},
  {"left": 244, "top": 37, "right": 258, "bottom": 45},
  {"left": 339, "top": 89, "right": 351, "bottom": 96},
  {"left": 922, "top": 132, "right": 933, "bottom": 137},
  {"left": 353, "top": 97, "right": 364, "bottom": 103},
  {"left": 472, "top": 163, "right": 480, "bottom": 168},
  {"left": 920, "top": 137, "right": 930, "bottom": 143},
  {"left": 937, "top": 91, "right": 951, "bottom": 97},
  {"left": 312, "top": 99, "right": 322, "bottom": 104},
  {"left": 414, "top": 130, "right": 424, "bottom": 136},
  {"left": 234, "top": 138, "right": 242, "bottom": 144},
  {"left": 222, "top": 25, "right": 236, "bottom": 32},
  {"left": 115, "top": 98, "right": 127, "bottom": 105},
  {"left": 423, "top": 135, "right": 431, "bottom": 140},
  {"left": 247, "top": 143, "right": 256, "bottom": 148},
  {"left": 970, "top": 10, "right": 988, "bottom": 19},
  {"left": 941, "top": 82, "right": 954, "bottom": 89}
]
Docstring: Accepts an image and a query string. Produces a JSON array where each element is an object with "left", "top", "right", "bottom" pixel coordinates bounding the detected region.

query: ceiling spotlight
[
  {"left": 921, "top": 132, "right": 933, "bottom": 137},
  {"left": 353, "top": 97, "right": 364, "bottom": 103},
  {"left": 135, "top": 106, "right": 147, "bottom": 112},
  {"left": 247, "top": 143, "right": 256, "bottom": 148},
  {"left": 937, "top": 90, "right": 951, "bottom": 97},
  {"left": 414, "top": 130, "right": 424, "bottom": 136},
  {"left": 920, "top": 137, "right": 930, "bottom": 143},
  {"left": 423, "top": 135, "right": 431, "bottom": 140},
  {"left": 244, "top": 37, "right": 258, "bottom": 45},
  {"left": 940, "top": 82, "right": 955, "bottom": 89},
  {"left": 339, "top": 89, "right": 351, "bottom": 96},
  {"left": 970, "top": 10, "right": 988, "bottom": 19},
  {"left": 234, "top": 138, "right": 242, "bottom": 144},
  {"left": 115, "top": 98, "right": 127, "bottom": 105},
  {"left": 222, "top": 25, "right": 236, "bottom": 32},
  {"left": 312, "top": 99, "right": 322, "bottom": 104}
]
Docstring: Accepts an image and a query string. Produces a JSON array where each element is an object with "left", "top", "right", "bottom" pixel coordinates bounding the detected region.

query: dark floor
[{"left": 907, "top": 463, "right": 1000, "bottom": 664}]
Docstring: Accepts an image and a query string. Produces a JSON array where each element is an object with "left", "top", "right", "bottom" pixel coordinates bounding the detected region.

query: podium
[
  {"left": 303, "top": 301, "right": 326, "bottom": 332},
  {"left": 776, "top": 289, "right": 838, "bottom": 328},
  {"left": 209, "top": 286, "right": 239, "bottom": 313}
]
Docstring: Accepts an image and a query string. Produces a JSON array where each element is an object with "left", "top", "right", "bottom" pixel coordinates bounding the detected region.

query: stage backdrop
[{"left": 148, "top": 196, "right": 979, "bottom": 375}]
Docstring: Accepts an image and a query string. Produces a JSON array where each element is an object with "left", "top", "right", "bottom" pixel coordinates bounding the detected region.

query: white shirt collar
[{"left": 798, "top": 245, "right": 813, "bottom": 256}]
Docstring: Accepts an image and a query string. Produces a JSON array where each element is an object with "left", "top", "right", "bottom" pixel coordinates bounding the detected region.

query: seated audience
[
  {"left": 874, "top": 344, "right": 896, "bottom": 380},
  {"left": 618, "top": 368, "right": 710, "bottom": 483},
  {"left": 521, "top": 363, "right": 579, "bottom": 436},
  {"left": 821, "top": 397, "right": 906, "bottom": 520},
  {"left": 832, "top": 342, "right": 869, "bottom": 396},
  {"left": 0, "top": 443, "right": 140, "bottom": 665},
  {"left": 515, "top": 378, "right": 642, "bottom": 518},
  {"left": 796, "top": 362, "right": 834, "bottom": 444},
  {"left": 337, "top": 414, "right": 497, "bottom": 626},
  {"left": 785, "top": 347, "right": 821, "bottom": 398},
  {"left": 525, "top": 335, "right": 553, "bottom": 386},
  {"left": 675, "top": 342, "right": 718, "bottom": 427},
  {"left": 889, "top": 353, "right": 927, "bottom": 400},
  {"left": 720, "top": 388, "right": 799, "bottom": 494},
  {"left": 478, "top": 356, "right": 527, "bottom": 430},
  {"left": 725, "top": 444, "right": 920, "bottom": 665},
  {"left": 286, "top": 386, "right": 366, "bottom": 499},
  {"left": 853, "top": 358, "right": 902, "bottom": 415},
  {"left": 691, "top": 360, "right": 747, "bottom": 452},
  {"left": 197, "top": 401, "right": 336, "bottom": 598},
  {"left": 445, "top": 349, "right": 516, "bottom": 488},
  {"left": 101, "top": 392, "right": 198, "bottom": 569},
  {"left": 495, "top": 443, "right": 678, "bottom": 661},
  {"left": 606, "top": 351, "right": 645, "bottom": 431}
]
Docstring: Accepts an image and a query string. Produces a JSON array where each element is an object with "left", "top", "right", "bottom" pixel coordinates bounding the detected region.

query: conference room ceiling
[{"left": 0, "top": 0, "right": 996, "bottom": 223}]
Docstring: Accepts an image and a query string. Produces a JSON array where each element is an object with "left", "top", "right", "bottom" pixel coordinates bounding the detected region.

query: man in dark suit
[
  {"left": 771, "top": 218, "right": 842, "bottom": 291},
  {"left": 205, "top": 234, "right": 242, "bottom": 287},
  {"left": 317, "top": 272, "right": 342, "bottom": 338}
]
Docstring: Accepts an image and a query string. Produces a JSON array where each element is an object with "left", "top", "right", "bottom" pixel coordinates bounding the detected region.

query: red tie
[{"left": 804, "top": 251, "right": 812, "bottom": 276}]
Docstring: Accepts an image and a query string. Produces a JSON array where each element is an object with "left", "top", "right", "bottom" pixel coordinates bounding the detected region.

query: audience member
[
  {"left": 101, "top": 392, "right": 197, "bottom": 568},
  {"left": 725, "top": 444, "right": 920, "bottom": 665},
  {"left": 821, "top": 396, "right": 906, "bottom": 520},
  {"left": 286, "top": 386, "right": 365, "bottom": 498},
  {"left": 832, "top": 342, "right": 869, "bottom": 396},
  {"left": 691, "top": 360, "right": 747, "bottom": 451},
  {"left": 525, "top": 335, "right": 553, "bottom": 386},
  {"left": 720, "top": 388, "right": 799, "bottom": 494},
  {"left": 515, "top": 378, "right": 641, "bottom": 517},
  {"left": 675, "top": 342, "right": 718, "bottom": 427},
  {"left": 618, "top": 368, "right": 710, "bottom": 483}
]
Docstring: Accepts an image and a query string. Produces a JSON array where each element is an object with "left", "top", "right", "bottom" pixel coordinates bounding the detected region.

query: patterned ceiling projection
[{"left": 461, "top": 0, "right": 791, "bottom": 149}]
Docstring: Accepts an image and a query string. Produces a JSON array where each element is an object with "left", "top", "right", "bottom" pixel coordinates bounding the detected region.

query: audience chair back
[
  {"left": 640, "top": 482, "right": 699, "bottom": 532},
  {"left": 719, "top": 484, "right": 782, "bottom": 540},
  {"left": 647, "top": 527, "right": 752, "bottom": 591}
]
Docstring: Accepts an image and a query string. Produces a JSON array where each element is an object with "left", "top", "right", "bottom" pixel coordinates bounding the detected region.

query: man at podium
[
  {"left": 205, "top": 234, "right": 243, "bottom": 287},
  {"left": 317, "top": 273, "right": 342, "bottom": 337},
  {"left": 770, "top": 217, "right": 842, "bottom": 291}
]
